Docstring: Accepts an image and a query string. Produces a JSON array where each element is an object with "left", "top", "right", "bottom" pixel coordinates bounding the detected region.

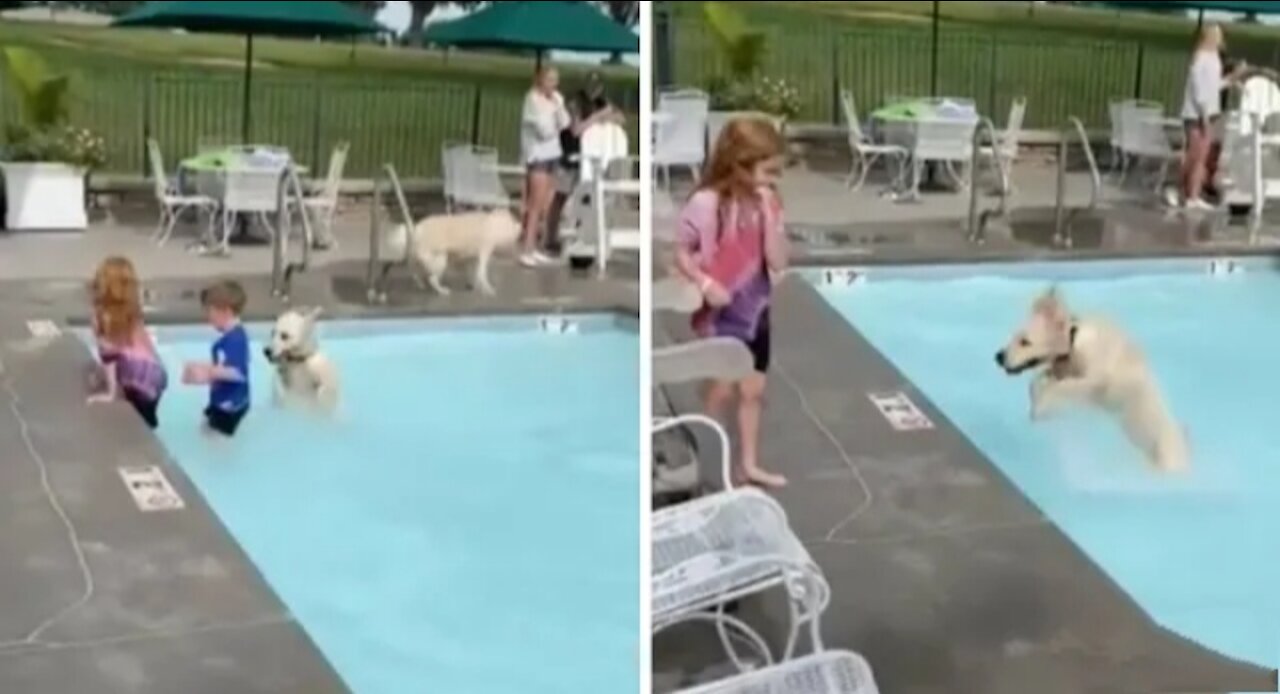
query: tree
[
  {"left": 408, "top": 1, "right": 483, "bottom": 45},
  {"left": 597, "top": 1, "right": 639, "bottom": 27},
  {"left": 44, "top": 1, "right": 145, "bottom": 15},
  {"left": 341, "top": 0, "right": 386, "bottom": 16}
]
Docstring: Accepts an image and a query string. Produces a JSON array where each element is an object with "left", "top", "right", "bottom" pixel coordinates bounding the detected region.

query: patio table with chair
[{"left": 870, "top": 97, "right": 981, "bottom": 202}]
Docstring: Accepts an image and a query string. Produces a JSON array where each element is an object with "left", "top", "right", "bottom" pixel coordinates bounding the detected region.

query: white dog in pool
[
  {"left": 995, "top": 287, "right": 1189, "bottom": 473},
  {"left": 263, "top": 307, "right": 339, "bottom": 413}
]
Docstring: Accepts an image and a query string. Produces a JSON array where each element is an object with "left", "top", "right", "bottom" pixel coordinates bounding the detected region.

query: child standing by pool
[
  {"left": 87, "top": 257, "right": 167, "bottom": 429},
  {"left": 674, "top": 117, "right": 789, "bottom": 489},
  {"left": 182, "top": 280, "right": 250, "bottom": 437}
]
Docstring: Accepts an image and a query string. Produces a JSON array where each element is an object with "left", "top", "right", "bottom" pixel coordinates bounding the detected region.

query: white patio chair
[
  {"left": 901, "top": 115, "right": 978, "bottom": 199},
  {"left": 839, "top": 89, "right": 908, "bottom": 191},
  {"left": 674, "top": 650, "right": 880, "bottom": 694},
  {"left": 441, "top": 141, "right": 468, "bottom": 213},
  {"left": 1122, "top": 104, "right": 1179, "bottom": 191},
  {"left": 1111, "top": 99, "right": 1163, "bottom": 182},
  {"left": 1108, "top": 100, "right": 1127, "bottom": 178},
  {"left": 655, "top": 88, "right": 710, "bottom": 191},
  {"left": 206, "top": 165, "right": 285, "bottom": 255},
  {"left": 580, "top": 123, "right": 640, "bottom": 276},
  {"left": 652, "top": 412, "right": 830, "bottom": 673},
  {"left": 147, "top": 138, "right": 216, "bottom": 246},
  {"left": 290, "top": 141, "right": 348, "bottom": 249},
  {"left": 453, "top": 145, "right": 515, "bottom": 211},
  {"left": 977, "top": 96, "right": 1025, "bottom": 191}
]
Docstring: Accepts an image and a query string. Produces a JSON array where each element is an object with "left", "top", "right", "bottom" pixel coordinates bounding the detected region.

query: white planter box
[{"left": 1, "top": 162, "right": 87, "bottom": 231}]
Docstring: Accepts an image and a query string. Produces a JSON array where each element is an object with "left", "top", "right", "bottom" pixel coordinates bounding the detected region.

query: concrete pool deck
[
  {"left": 0, "top": 205, "right": 637, "bottom": 692},
  {"left": 652, "top": 167, "right": 1280, "bottom": 693}
]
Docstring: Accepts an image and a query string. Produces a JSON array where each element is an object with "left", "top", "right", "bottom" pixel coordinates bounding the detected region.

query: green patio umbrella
[
  {"left": 422, "top": 1, "right": 639, "bottom": 68},
  {"left": 114, "top": 1, "right": 386, "bottom": 143}
]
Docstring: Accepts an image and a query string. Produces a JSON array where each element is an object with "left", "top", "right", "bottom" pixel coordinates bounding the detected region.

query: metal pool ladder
[
  {"left": 1052, "top": 116, "right": 1102, "bottom": 249},
  {"left": 270, "top": 164, "right": 315, "bottom": 301},
  {"left": 966, "top": 116, "right": 1009, "bottom": 245},
  {"left": 365, "top": 164, "right": 416, "bottom": 305}
]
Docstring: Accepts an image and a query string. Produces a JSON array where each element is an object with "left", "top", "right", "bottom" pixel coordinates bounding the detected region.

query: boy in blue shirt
[{"left": 182, "top": 280, "right": 250, "bottom": 436}]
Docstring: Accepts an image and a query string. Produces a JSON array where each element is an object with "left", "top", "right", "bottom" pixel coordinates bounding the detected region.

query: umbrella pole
[
  {"left": 242, "top": 34, "right": 254, "bottom": 145},
  {"left": 1197, "top": 8, "right": 1205, "bottom": 30},
  {"left": 535, "top": 49, "right": 544, "bottom": 72}
]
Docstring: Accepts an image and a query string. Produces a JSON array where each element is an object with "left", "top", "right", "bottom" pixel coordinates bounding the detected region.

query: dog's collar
[
  {"left": 279, "top": 351, "right": 312, "bottom": 364},
  {"left": 1052, "top": 323, "right": 1079, "bottom": 364}
]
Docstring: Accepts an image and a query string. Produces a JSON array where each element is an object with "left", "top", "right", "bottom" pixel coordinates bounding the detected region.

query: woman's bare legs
[
  {"left": 737, "top": 373, "right": 786, "bottom": 488},
  {"left": 522, "top": 169, "right": 554, "bottom": 253},
  {"left": 1183, "top": 124, "right": 1212, "bottom": 203}
]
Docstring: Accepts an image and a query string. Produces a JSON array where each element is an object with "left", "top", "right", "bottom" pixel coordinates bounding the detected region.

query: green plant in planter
[
  {"left": 701, "top": 2, "right": 801, "bottom": 120},
  {"left": 2, "top": 48, "right": 106, "bottom": 170}
]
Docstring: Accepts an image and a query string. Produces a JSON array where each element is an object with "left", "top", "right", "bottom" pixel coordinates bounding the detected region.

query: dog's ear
[
  {"left": 304, "top": 306, "right": 323, "bottom": 321},
  {"left": 1033, "top": 286, "right": 1065, "bottom": 319}
]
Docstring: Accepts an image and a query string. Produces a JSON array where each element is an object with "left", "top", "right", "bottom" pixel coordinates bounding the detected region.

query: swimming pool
[
  {"left": 812, "top": 259, "right": 1280, "bottom": 672},
  {"left": 142, "top": 315, "right": 638, "bottom": 694}
]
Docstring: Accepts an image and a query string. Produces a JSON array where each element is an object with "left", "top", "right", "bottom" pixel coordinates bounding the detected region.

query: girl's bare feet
[
  {"left": 744, "top": 468, "right": 788, "bottom": 489},
  {"left": 735, "top": 464, "right": 788, "bottom": 489}
]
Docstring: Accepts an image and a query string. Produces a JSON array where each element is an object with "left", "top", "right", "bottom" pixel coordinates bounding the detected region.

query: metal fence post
[
  {"left": 830, "top": 40, "right": 841, "bottom": 125},
  {"left": 309, "top": 74, "right": 322, "bottom": 172},
  {"left": 1133, "top": 43, "right": 1146, "bottom": 100},
  {"left": 656, "top": 1, "right": 674, "bottom": 89},
  {"left": 987, "top": 35, "right": 999, "bottom": 122},
  {"left": 141, "top": 75, "right": 153, "bottom": 177},
  {"left": 469, "top": 84, "right": 482, "bottom": 146}
]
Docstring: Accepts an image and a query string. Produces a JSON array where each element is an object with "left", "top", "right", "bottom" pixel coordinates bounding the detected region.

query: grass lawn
[
  {"left": 664, "top": 1, "right": 1280, "bottom": 128},
  {"left": 0, "top": 19, "right": 638, "bottom": 178}
]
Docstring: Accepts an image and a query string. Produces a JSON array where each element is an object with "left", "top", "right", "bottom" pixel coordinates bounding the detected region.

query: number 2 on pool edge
[{"left": 823, "top": 268, "right": 863, "bottom": 287}]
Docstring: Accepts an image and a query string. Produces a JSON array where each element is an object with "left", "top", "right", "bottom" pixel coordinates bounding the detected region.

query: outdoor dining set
[
  {"left": 149, "top": 138, "right": 348, "bottom": 257},
  {"left": 652, "top": 88, "right": 1026, "bottom": 204}
]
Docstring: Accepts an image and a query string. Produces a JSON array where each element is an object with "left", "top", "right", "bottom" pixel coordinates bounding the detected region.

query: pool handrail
[
  {"left": 965, "top": 116, "right": 1008, "bottom": 245},
  {"left": 270, "top": 164, "right": 315, "bottom": 301},
  {"left": 365, "top": 163, "right": 417, "bottom": 304},
  {"left": 1052, "top": 116, "right": 1102, "bottom": 250}
]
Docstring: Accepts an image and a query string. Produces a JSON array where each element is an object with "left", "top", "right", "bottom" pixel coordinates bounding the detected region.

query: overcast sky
[{"left": 376, "top": 1, "right": 640, "bottom": 67}]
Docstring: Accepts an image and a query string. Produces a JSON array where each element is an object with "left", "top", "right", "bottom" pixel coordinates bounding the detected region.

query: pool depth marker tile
[
  {"left": 118, "top": 465, "right": 185, "bottom": 512},
  {"left": 867, "top": 391, "right": 934, "bottom": 431},
  {"left": 26, "top": 320, "right": 60, "bottom": 339}
]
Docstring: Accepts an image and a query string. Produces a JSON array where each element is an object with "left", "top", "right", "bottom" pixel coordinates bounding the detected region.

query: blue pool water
[
  {"left": 814, "top": 260, "right": 1280, "bottom": 671},
  {"left": 145, "top": 316, "right": 638, "bottom": 694}
]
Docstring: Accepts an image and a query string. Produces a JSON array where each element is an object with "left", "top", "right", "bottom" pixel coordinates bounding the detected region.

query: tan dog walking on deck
[
  {"left": 995, "top": 288, "right": 1190, "bottom": 473},
  {"left": 384, "top": 209, "right": 523, "bottom": 296}
]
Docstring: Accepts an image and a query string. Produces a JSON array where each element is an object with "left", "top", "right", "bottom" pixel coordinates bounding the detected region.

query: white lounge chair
[
  {"left": 674, "top": 650, "right": 880, "bottom": 694},
  {"left": 840, "top": 90, "right": 908, "bottom": 192},
  {"left": 655, "top": 89, "right": 709, "bottom": 191},
  {"left": 652, "top": 414, "right": 830, "bottom": 672},
  {"left": 147, "top": 138, "right": 216, "bottom": 246}
]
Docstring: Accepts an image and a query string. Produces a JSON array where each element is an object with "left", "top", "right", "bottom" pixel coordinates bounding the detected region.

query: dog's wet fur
[{"left": 997, "top": 288, "right": 1189, "bottom": 473}]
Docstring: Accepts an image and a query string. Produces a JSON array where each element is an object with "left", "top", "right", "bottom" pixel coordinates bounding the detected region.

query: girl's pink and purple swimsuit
[
  {"left": 678, "top": 188, "right": 780, "bottom": 371},
  {"left": 97, "top": 325, "right": 168, "bottom": 404}
]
